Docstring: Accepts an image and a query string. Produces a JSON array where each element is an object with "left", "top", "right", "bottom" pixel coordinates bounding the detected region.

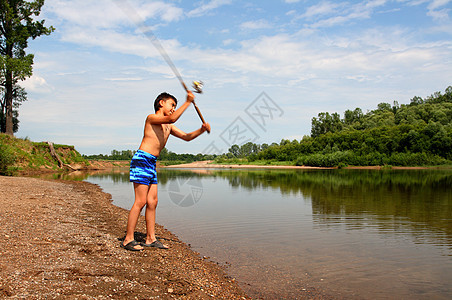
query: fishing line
[
  {"left": 113, "top": 0, "right": 189, "bottom": 92},
  {"left": 113, "top": 0, "right": 209, "bottom": 131}
]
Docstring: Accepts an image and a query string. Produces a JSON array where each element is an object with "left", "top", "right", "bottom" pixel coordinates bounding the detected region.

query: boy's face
[{"left": 160, "top": 98, "right": 177, "bottom": 115}]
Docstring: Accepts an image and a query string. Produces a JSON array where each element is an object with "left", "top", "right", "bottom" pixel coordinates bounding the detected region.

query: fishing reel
[{"left": 192, "top": 81, "right": 204, "bottom": 93}]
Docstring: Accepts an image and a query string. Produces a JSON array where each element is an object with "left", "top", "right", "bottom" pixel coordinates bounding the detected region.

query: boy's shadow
[
  {"left": 117, "top": 231, "right": 147, "bottom": 243},
  {"left": 118, "top": 231, "right": 178, "bottom": 243}
]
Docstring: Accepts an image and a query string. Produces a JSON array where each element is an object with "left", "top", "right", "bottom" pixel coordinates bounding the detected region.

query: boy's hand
[
  {"left": 186, "top": 91, "right": 195, "bottom": 103},
  {"left": 202, "top": 122, "right": 211, "bottom": 133}
]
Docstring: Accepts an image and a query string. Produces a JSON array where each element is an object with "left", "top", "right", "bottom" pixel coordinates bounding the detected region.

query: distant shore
[
  {"left": 81, "top": 159, "right": 444, "bottom": 171},
  {"left": 162, "top": 160, "right": 435, "bottom": 170},
  {"left": 163, "top": 160, "right": 334, "bottom": 169}
]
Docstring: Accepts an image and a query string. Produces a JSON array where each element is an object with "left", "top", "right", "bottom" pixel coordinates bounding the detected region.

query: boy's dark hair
[{"left": 154, "top": 92, "right": 177, "bottom": 112}]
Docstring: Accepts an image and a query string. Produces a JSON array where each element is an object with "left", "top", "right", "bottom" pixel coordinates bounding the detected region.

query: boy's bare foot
[
  {"left": 121, "top": 240, "right": 144, "bottom": 251},
  {"left": 141, "top": 239, "right": 169, "bottom": 249}
]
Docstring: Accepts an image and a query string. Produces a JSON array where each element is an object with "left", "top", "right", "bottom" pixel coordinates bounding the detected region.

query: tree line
[
  {"left": 84, "top": 148, "right": 215, "bottom": 163},
  {"left": 219, "top": 86, "right": 452, "bottom": 167},
  {"left": 83, "top": 150, "right": 137, "bottom": 161}
]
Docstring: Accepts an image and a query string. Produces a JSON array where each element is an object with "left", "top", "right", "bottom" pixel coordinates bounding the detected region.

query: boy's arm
[
  {"left": 148, "top": 91, "right": 194, "bottom": 124},
  {"left": 170, "top": 123, "right": 211, "bottom": 141}
]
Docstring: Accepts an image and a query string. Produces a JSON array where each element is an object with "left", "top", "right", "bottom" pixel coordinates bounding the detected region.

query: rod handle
[{"left": 193, "top": 102, "right": 210, "bottom": 133}]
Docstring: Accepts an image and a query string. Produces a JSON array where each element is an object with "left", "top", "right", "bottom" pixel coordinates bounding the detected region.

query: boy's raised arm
[
  {"left": 148, "top": 91, "right": 195, "bottom": 124},
  {"left": 170, "top": 123, "right": 211, "bottom": 141}
]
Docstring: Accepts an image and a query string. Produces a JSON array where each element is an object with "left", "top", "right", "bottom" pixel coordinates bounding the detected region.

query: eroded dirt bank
[{"left": 0, "top": 176, "right": 247, "bottom": 299}]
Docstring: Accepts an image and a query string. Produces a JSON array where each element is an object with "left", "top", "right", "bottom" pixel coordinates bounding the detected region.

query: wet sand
[{"left": 0, "top": 176, "right": 248, "bottom": 299}]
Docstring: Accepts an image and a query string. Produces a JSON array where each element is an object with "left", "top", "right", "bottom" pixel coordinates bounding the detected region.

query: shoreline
[
  {"left": 163, "top": 160, "right": 334, "bottom": 169},
  {"left": 162, "top": 160, "right": 437, "bottom": 170},
  {"left": 0, "top": 176, "right": 248, "bottom": 299}
]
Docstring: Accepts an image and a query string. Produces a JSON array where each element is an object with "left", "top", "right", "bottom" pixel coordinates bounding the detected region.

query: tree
[
  {"left": 0, "top": 0, "right": 54, "bottom": 135},
  {"left": 0, "top": 84, "right": 26, "bottom": 132},
  {"left": 240, "top": 142, "right": 259, "bottom": 157},
  {"left": 228, "top": 144, "right": 240, "bottom": 157},
  {"left": 410, "top": 96, "right": 424, "bottom": 106},
  {"left": 311, "top": 112, "right": 343, "bottom": 137},
  {"left": 344, "top": 108, "right": 363, "bottom": 127}
]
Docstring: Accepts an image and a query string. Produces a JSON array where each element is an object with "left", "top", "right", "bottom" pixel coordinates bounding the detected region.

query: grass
[
  {"left": 0, "top": 133, "right": 89, "bottom": 174},
  {"left": 158, "top": 160, "right": 192, "bottom": 166},
  {"left": 246, "top": 160, "right": 296, "bottom": 166},
  {"left": 213, "top": 158, "right": 296, "bottom": 166}
]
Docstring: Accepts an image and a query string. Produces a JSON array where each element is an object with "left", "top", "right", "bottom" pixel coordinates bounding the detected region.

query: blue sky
[{"left": 18, "top": 0, "right": 452, "bottom": 155}]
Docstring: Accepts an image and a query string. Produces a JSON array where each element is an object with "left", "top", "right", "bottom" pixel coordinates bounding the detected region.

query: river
[{"left": 52, "top": 167, "right": 452, "bottom": 299}]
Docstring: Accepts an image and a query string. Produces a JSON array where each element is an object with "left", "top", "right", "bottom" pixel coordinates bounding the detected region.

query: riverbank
[
  {"left": 0, "top": 176, "right": 248, "bottom": 299},
  {"left": 162, "top": 160, "right": 440, "bottom": 170},
  {"left": 163, "top": 160, "right": 335, "bottom": 169}
]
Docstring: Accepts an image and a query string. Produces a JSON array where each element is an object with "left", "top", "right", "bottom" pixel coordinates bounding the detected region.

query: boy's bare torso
[{"left": 138, "top": 117, "right": 172, "bottom": 157}]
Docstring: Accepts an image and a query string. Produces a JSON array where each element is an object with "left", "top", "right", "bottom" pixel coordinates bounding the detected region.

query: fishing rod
[{"left": 114, "top": 0, "right": 209, "bottom": 131}]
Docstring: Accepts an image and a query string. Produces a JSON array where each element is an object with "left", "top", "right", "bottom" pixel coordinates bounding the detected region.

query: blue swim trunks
[{"left": 129, "top": 150, "right": 158, "bottom": 185}]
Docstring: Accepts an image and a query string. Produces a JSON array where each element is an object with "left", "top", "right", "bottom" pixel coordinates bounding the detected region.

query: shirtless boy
[{"left": 121, "top": 91, "right": 211, "bottom": 251}]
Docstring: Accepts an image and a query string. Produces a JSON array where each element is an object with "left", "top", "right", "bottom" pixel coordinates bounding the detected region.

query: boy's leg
[
  {"left": 123, "top": 183, "right": 149, "bottom": 250},
  {"left": 144, "top": 183, "right": 168, "bottom": 248}
]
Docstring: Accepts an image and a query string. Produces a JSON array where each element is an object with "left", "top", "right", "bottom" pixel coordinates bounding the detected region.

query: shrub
[
  {"left": 296, "top": 151, "right": 354, "bottom": 167},
  {"left": 0, "top": 143, "right": 16, "bottom": 176},
  {"left": 387, "top": 152, "right": 448, "bottom": 166}
]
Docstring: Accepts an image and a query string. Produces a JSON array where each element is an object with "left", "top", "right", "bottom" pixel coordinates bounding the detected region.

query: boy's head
[{"left": 154, "top": 92, "right": 177, "bottom": 113}]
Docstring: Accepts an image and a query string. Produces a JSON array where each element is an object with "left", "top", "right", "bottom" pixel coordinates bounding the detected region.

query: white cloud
[
  {"left": 427, "top": 8, "right": 451, "bottom": 21},
  {"left": 104, "top": 77, "right": 143, "bottom": 81},
  {"left": 187, "top": 0, "right": 232, "bottom": 17},
  {"left": 406, "top": 0, "right": 430, "bottom": 6},
  {"left": 301, "top": 2, "right": 343, "bottom": 19},
  {"left": 240, "top": 19, "right": 273, "bottom": 30},
  {"left": 300, "top": 0, "right": 389, "bottom": 28},
  {"left": 21, "top": 75, "right": 53, "bottom": 94},
  {"left": 426, "top": 0, "right": 452, "bottom": 22},
  {"left": 45, "top": 0, "right": 183, "bottom": 29},
  {"left": 222, "top": 39, "right": 235, "bottom": 46},
  {"left": 428, "top": 0, "right": 452, "bottom": 10},
  {"left": 44, "top": 0, "right": 126, "bottom": 28}
]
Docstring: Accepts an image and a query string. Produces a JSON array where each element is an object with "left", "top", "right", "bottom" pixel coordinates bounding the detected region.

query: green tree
[
  {"left": 410, "top": 96, "right": 424, "bottom": 106},
  {"left": 311, "top": 112, "right": 343, "bottom": 137},
  {"left": 0, "top": 0, "right": 54, "bottom": 135},
  {"left": 344, "top": 108, "right": 363, "bottom": 127},
  {"left": 228, "top": 144, "right": 240, "bottom": 157},
  {"left": 0, "top": 84, "right": 26, "bottom": 132}
]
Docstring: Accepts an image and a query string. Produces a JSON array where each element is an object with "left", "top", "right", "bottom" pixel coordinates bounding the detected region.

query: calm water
[{"left": 58, "top": 168, "right": 451, "bottom": 299}]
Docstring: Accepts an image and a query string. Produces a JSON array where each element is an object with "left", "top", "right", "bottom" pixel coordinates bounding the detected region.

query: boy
[{"left": 121, "top": 91, "right": 211, "bottom": 251}]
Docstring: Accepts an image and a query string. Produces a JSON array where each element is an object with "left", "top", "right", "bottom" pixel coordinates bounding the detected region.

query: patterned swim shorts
[{"left": 129, "top": 150, "right": 158, "bottom": 185}]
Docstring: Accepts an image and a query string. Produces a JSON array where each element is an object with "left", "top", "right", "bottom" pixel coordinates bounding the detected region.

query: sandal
[
  {"left": 141, "top": 239, "right": 168, "bottom": 249},
  {"left": 120, "top": 240, "right": 143, "bottom": 251}
]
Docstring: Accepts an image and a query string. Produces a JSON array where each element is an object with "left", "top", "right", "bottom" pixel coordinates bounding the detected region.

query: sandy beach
[{"left": 0, "top": 176, "right": 248, "bottom": 299}]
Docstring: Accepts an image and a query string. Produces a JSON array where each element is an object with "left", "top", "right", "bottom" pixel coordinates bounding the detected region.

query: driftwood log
[{"left": 47, "top": 142, "right": 77, "bottom": 171}]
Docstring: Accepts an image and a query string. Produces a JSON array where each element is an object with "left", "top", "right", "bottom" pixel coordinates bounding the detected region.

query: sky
[{"left": 17, "top": 0, "right": 452, "bottom": 155}]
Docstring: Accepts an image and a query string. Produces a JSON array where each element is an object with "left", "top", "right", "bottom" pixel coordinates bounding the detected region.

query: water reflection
[
  {"left": 52, "top": 168, "right": 452, "bottom": 251},
  {"left": 161, "top": 170, "right": 451, "bottom": 243},
  {"left": 203, "top": 169, "right": 452, "bottom": 251}
]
